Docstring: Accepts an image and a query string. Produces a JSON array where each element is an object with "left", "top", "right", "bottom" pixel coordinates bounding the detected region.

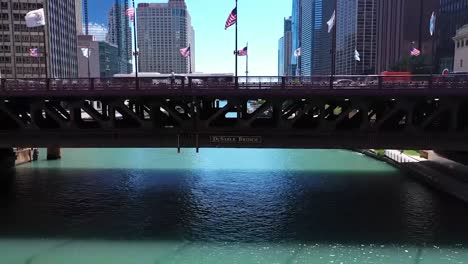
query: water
[{"left": 1, "top": 148, "right": 468, "bottom": 263}]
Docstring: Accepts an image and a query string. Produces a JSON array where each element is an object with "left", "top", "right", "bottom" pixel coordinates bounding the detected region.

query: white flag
[
  {"left": 294, "top": 47, "right": 301, "bottom": 57},
  {"left": 429, "top": 12, "right": 436, "bottom": 36},
  {"left": 25, "top": 8, "right": 46, "bottom": 28},
  {"left": 327, "top": 10, "right": 336, "bottom": 33},
  {"left": 354, "top": 49, "right": 360, "bottom": 61},
  {"left": 81, "top": 48, "right": 90, "bottom": 58}
]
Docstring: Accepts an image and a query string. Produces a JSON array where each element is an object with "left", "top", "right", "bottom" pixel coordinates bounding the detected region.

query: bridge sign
[{"left": 210, "top": 136, "right": 263, "bottom": 144}]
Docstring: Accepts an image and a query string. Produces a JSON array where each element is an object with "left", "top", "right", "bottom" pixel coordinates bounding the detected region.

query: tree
[{"left": 390, "top": 55, "right": 432, "bottom": 74}]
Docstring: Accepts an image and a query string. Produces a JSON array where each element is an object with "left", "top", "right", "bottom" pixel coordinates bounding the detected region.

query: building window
[
  {"left": 461, "top": 59, "right": 464, "bottom": 68},
  {"left": 457, "top": 41, "right": 460, "bottom": 48}
]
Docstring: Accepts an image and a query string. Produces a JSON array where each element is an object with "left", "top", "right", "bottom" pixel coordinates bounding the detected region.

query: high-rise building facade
[
  {"left": 137, "top": 0, "right": 195, "bottom": 73},
  {"left": 46, "top": 0, "right": 79, "bottom": 78},
  {"left": 75, "top": 0, "right": 82, "bottom": 35},
  {"left": 453, "top": 24, "right": 468, "bottom": 72},
  {"left": 290, "top": 0, "right": 334, "bottom": 76},
  {"left": 278, "top": 17, "right": 292, "bottom": 76},
  {"left": 0, "top": 0, "right": 78, "bottom": 78},
  {"left": 336, "top": 0, "right": 377, "bottom": 75},
  {"left": 86, "top": 23, "right": 108, "bottom": 41},
  {"left": 312, "top": 0, "right": 334, "bottom": 75},
  {"left": 376, "top": 0, "right": 439, "bottom": 73},
  {"left": 301, "top": 0, "right": 313, "bottom": 76},
  {"left": 376, "top": 0, "right": 405, "bottom": 73},
  {"left": 278, "top": 36, "right": 284, "bottom": 76},
  {"left": 283, "top": 18, "right": 293, "bottom": 76},
  {"left": 438, "top": 0, "right": 468, "bottom": 71},
  {"left": 78, "top": 34, "right": 127, "bottom": 78},
  {"left": 291, "top": 0, "right": 301, "bottom": 76},
  {"left": 77, "top": 35, "right": 100, "bottom": 78},
  {"left": 106, "top": 1, "right": 132, "bottom": 73}
]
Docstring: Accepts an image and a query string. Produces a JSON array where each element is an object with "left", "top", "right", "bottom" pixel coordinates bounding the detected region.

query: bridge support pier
[
  {"left": 47, "top": 147, "right": 61, "bottom": 160},
  {"left": 0, "top": 148, "right": 15, "bottom": 170}
]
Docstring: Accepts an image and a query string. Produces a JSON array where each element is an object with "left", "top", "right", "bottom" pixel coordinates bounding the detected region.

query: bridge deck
[{"left": 0, "top": 75, "right": 467, "bottom": 150}]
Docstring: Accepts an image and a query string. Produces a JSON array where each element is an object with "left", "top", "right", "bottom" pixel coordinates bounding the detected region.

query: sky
[{"left": 88, "top": 0, "right": 292, "bottom": 76}]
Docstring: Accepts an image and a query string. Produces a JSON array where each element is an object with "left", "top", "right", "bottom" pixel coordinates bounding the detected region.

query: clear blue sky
[{"left": 90, "top": 0, "right": 292, "bottom": 76}]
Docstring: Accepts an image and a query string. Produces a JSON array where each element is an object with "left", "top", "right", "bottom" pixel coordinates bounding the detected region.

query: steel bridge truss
[{"left": 0, "top": 93, "right": 466, "bottom": 150}]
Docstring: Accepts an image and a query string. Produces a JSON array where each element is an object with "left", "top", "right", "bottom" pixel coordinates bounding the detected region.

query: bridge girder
[{"left": 0, "top": 94, "right": 466, "bottom": 150}]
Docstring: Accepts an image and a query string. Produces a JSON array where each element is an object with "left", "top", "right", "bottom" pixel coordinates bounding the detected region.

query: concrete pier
[
  {"left": 0, "top": 148, "right": 16, "bottom": 170},
  {"left": 47, "top": 147, "right": 61, "bottom": 160}
]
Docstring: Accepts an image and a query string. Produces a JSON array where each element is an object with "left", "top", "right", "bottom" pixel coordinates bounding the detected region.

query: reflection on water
[{"left": 0, "top": 148, "right": 467, "bottom": 263}]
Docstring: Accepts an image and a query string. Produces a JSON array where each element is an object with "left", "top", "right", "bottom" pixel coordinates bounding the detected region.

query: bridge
[{"left": 0, "top": 74, "right": 467, "bottom": 150}]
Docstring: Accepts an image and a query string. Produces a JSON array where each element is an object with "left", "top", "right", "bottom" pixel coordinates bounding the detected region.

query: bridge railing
[{"left": 1, "top": 74, "right": 468, "bottom": 92}]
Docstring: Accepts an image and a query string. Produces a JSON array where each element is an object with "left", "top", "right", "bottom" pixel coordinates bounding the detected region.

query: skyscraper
[
  {"left": 290, "top": 0, "right": 334, "bottom": 76},
  {"left": 278, "top": 37, "right": 285, "bottom": 76},
  {"left": 291, "top": 0, "right": 301, "bottom": 76},
  {"left": 312, "top": 0, "right": 334, "bottom": 75},
  {"left": 453, "top": 24, "right": 468, "bottom": 72},
  {"left": 278, "top": 17, "right": 292, "bottom": 76},
  {"left": 87, "top": 23, "right": 108, "bottom": 41},
  {"left": 301, "top": 0, "right": 313, "bottom": 76},
  {"left": 376, "top": 0, "right": 405, "bottom": 73},
  {"left": 376, "top": 0, "right": 439, "bottom": 73},
  {"left": 75, "top": 0, "right": 83, "bottom": 35},
  {"left": 335, "top": 0, "right": 377, "bottom": 75},
  {"left": 47, "top": 0, "right": 79, "bottom": 77},
  {"left": 438, "top": 0, "right": 468, "bottom": 71},
  {"left": 106, "top": 1, "right": 132, "bottom": 73},
  {"left": 0, "top": 0, "right": 78, "bottom": 78},
  {"left": 284, "top": 18, "right": 293, "bottom": 76},
  {"left": 136, "top": 0, "right": 195, "bottom": 73}
]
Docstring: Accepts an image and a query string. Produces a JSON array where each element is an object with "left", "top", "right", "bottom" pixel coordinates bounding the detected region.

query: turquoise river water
[{"left": 0, "top": 148, "right": 468, "bottom": 263}]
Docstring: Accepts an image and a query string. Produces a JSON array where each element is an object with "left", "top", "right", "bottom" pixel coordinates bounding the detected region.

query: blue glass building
[
  {"left": 278, "top": 37, "right": 285, "bottom": 76},
  {"left": 334, "top": 0, "right": 377, "bottom": 75},
  {"left": 438, "top": 0, "right": 468, "bottom": 71},
  {"left": 301, "top": 0, "right": 314, "bottom": 76},
  {"left": 291, "top": 0, "right": 301, "bottom": 76},
  {"left": 312, "top": 0, "right": 332, "bottom": 75}
]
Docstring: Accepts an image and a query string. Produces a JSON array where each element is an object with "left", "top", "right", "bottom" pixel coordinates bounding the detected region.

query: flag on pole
[
  {"left": 429, "top": 12, "right": 436, "bottom": 36},
  {"left": 225, "top": 7, "right": 237, "bottom": 30},
  {"left": 25, "top": 8, "right": 46, "bottom": 28},
  {"left": 294, "top": 47, "right": 301, "bottom": 57},
  {"left": 179, "top": 46, "right": 191, "bottom": 58},
  {"left": 29, "top": 48, "right": 39, "bottom": 57},
  {"left": 126, "top": 7, "right": 135, "bottom": 22},
  {"left": 81, "top": 48, "right": 90, "bottom": 58},
  {"left": 327, "top": 10, "right": 336, "bottom": 33},
  {"left": 354, "top": 49, "right": 361, "bottom": 61},
  {"left": 410, "top": 47, "right": 421, "bottom": 56},
  {"left": 237, "top": 46, "right": 248, "bottom": 56}
]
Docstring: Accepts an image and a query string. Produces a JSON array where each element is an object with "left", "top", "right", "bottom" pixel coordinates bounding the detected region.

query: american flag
[
  {"left": 29, "top": 48, "right": 39, "bottom": 57},
  {"left": 126, "top": 8, "right": 135, "bottom": 22},
  {"left": 225, "top": 7, "right": 237, "bottom": 30},
  {"left": 237, "top": 46, "right": 248, "bottom": 56},
  {"left": 410, "top": 47, "right": 421, "bottom": 56},
  {"left": 179, "top": 46, "right": 191, "bottom": 58}
]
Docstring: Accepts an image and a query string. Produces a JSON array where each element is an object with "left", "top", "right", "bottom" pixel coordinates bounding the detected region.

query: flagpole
[
  {"left": 431, "top": 11, "right": 437, "bottom": 74},
  {"left": 330, "top": 0, "right": 337, "bottom": 88},
  {"left": 189, "top": 45, "right": 192, "bottom": 74},
  {"left": 418, "top": 0, "right": 424, "bottom": 52},
  {"left": 87, "top": 48, "right": 91, "bottom": 78},
  {"left": 132, "top": 0, "right": 139, "bottom": 89},
  {"left": 235, "top": 0, "right": 238, "bottom": 88},
  {"left": 245, "top": 42, "right": 248, "bottom": 80},
  {"left": 43, "top": 3, "right": 49, "bottom": 79}
]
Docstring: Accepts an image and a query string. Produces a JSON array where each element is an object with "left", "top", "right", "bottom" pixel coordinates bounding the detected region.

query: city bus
[{"left": 113, "top": 72, "right": 235, "bottom": 86}]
